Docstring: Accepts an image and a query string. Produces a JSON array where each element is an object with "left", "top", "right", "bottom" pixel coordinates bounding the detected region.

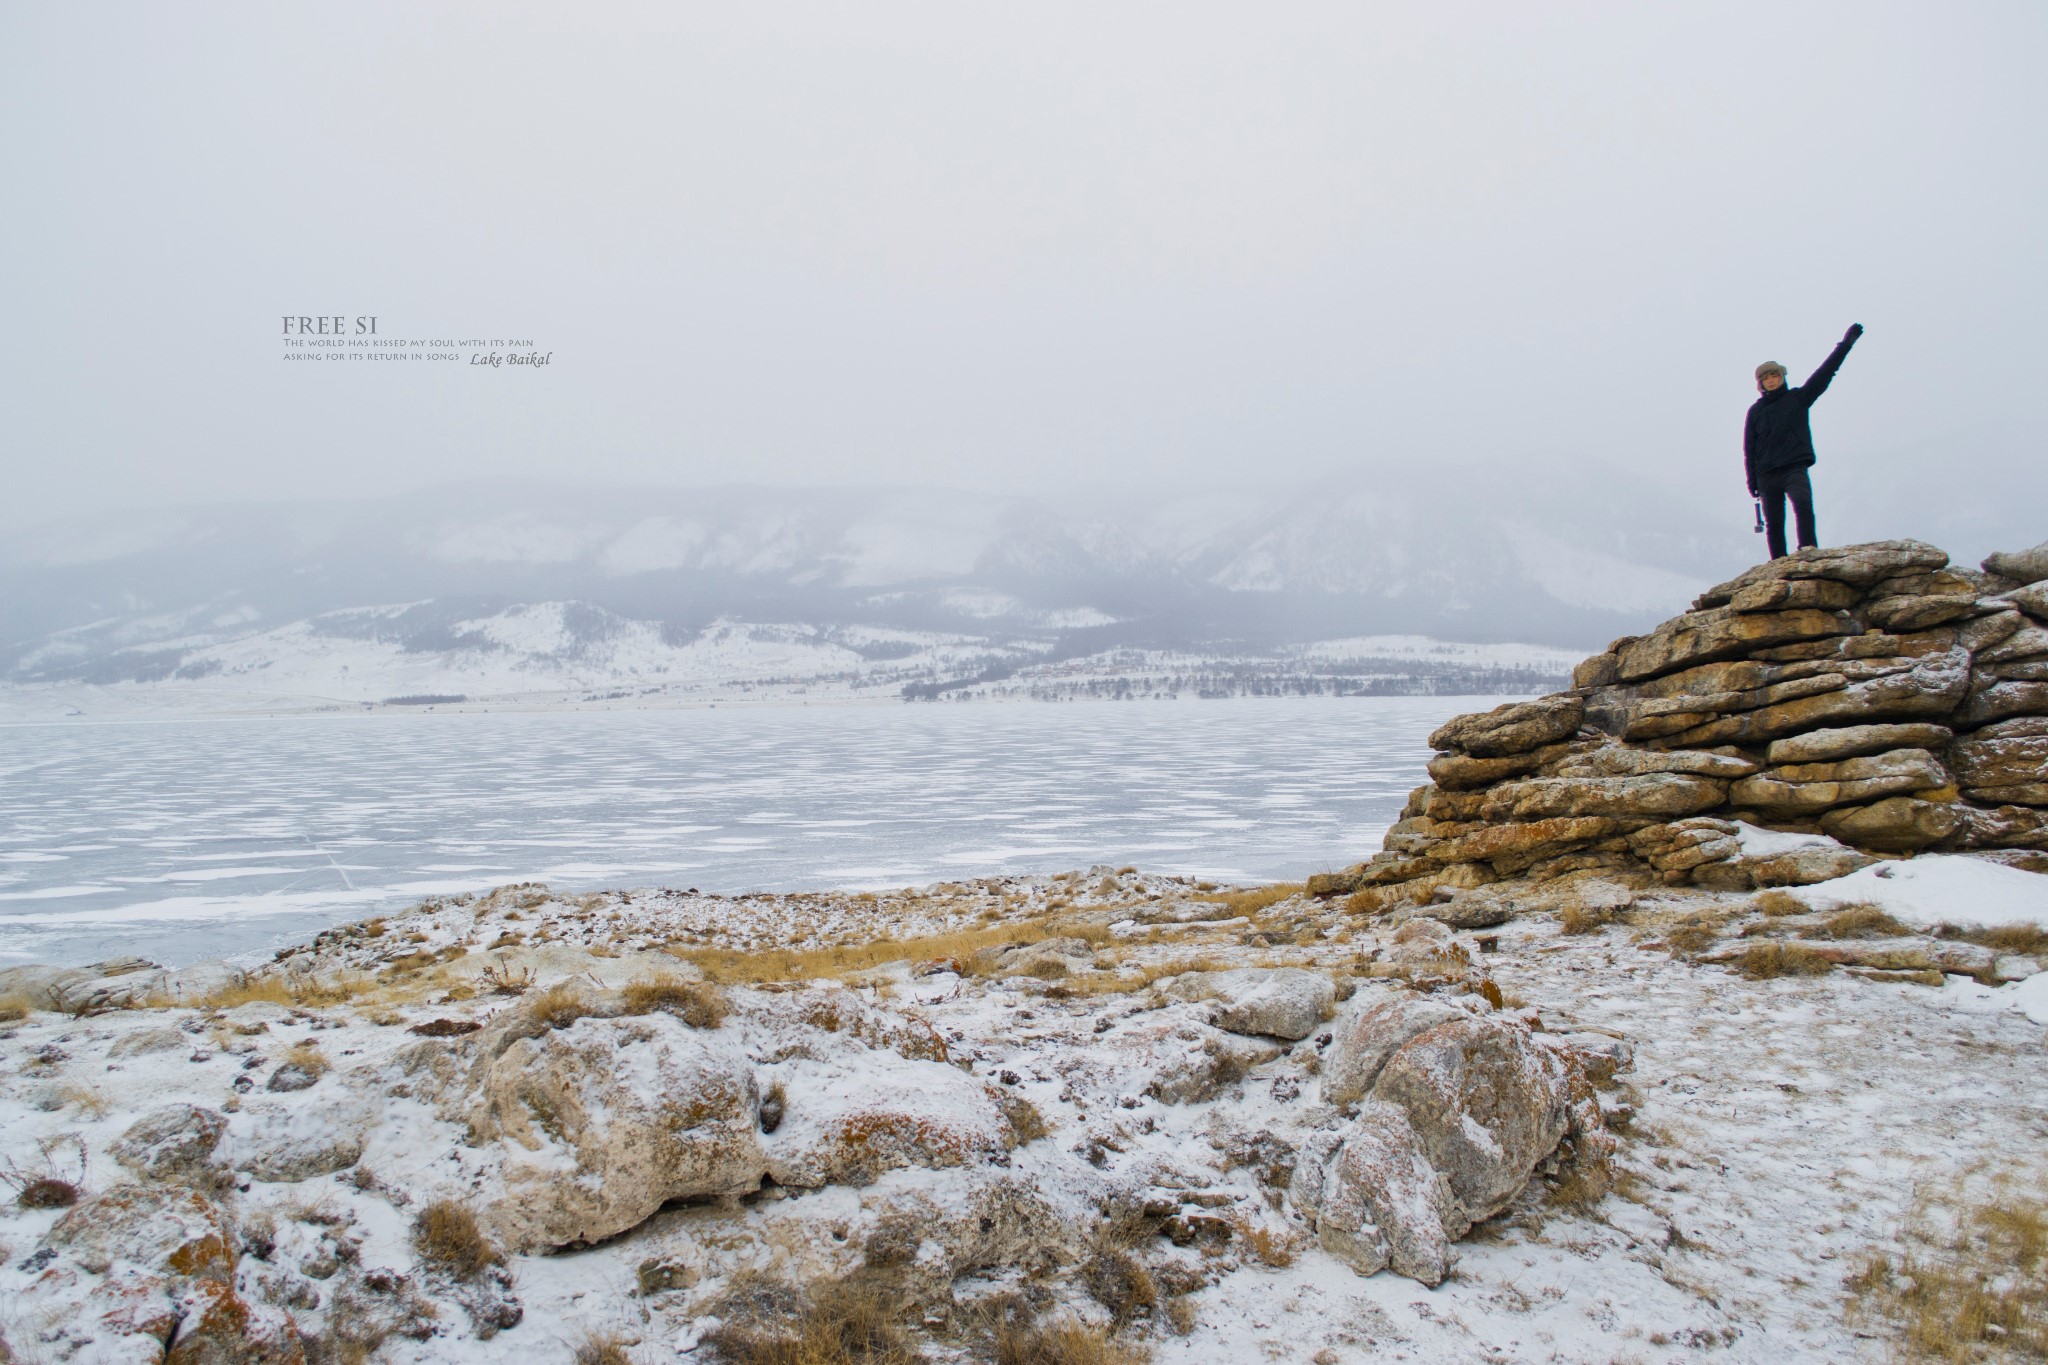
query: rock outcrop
[{"left": 1319, "top": 540, "right": 2048, "bottom": 909}]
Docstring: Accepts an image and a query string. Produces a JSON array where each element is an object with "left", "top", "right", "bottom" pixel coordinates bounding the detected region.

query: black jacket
[{"left": 1744, "top": 336, "right": 1857, "bottom": 494}]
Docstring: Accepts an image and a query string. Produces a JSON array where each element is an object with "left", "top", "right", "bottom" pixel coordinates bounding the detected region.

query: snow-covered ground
[
  {"left": 1, "top": 852, "right": 2041, "bottom": 1363},
  {"left": 0, "top": 611, "right": 1579, "bottom": 722}
]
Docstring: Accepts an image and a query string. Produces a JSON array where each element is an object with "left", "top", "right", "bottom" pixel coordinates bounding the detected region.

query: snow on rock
[
  {"left": 1160, "top": 966, "right": 1336, "bottom": 1039},
  {"left": 467, "top": 1010, "right": 765, "bottom": 1252},
  {"left": 1788, "top": 852, "right": 2048, "bottom": 929}
]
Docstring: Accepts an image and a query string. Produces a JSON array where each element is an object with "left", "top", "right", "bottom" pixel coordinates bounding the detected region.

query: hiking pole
[{"left": 1753, "top": 500, "right": 1764, "bottom": 534}]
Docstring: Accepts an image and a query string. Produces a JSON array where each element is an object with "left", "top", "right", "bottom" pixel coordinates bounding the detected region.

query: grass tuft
[
  {"left": 994, "top": 1316, "right": 1152, "bottom": 1365},
  {"left": 703, "top": 1270, "right": 919, "bottom": 1364},
  {"left": 1751, "top": 889, "right": 1810, "bottom": 918},
  {"left": 621, "top": 976, "right": 727, "bottom": 1028},
  {"left": 1733, "top": 941, "right": 1835, "bottom": 979},
  {"left": 525, "top": 982, "right": 596, "bottom": 1030},
  {"left": 570, "top": 1330, "right": 635, "bottom": 1365},
  {"left": 411, "top": 1198, "right": 502, "bottom": 1281},
  {"left": 1195, "top": 883, "right": 1303, "bottom": 918},
  {"left": 1937, "top": 922, "right": 2048, "bottom": 957},
  {"left": 1818, "top": 904, "right": 1910, "bottom": 940}
]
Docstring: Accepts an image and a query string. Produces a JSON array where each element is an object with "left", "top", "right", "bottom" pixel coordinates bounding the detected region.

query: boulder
[
  {"left": 1727, "top": 577, "right": 1862, "bottom": 613},
  {"left": 1653, "top": 649, "right": 1972, "bottom": 748},
  {"left": 1162, "top": 967, "right": 1336, "bottom": 1040},
  {"left": 159, "top": 960, "right": 247, "bottom": 1005},
  {"left": 1616, "top": 608, "right": 1855, "bottom": 683},
  {"left": 1765, "top": 722, "right": 1954, "bottom": 765},
  {"left": 1477, "top": 774, "right": 1728, "bottom": 823},
  {"left": 1693, "top": 540, "right": 1949, "bottom": 609},
  {"left": 1729, "top": 748, "right": 1952, "bottom": 817},
  {"left": 2006, "top": 580, "right": 2048, "bottom": 622},
  {"left": 40, "top": 1184, "right": 234, "bottom": 1282},
  {"left": 1627, "top": 818, "right": 1741, "bottom": 877},
  {"left": 1313, "top": 1100, "right": 1460, "bottom": 1285},
  {"left": 761, "top": 1051, "right": 1016, "bottom": 1188},
  {"left": 1321, "top": 993, "right": 1467, "bottom": 1109},
  {"left": 1428, "top": 696, "right": 1585, "bottom": 759},
  {"left": 1953, "top": 803, "right": 2048, "bottom": 851},
  {"left": 1547, "top": 746, "right": 1756, "bottom": 779},
  {"left": 227, "top": 1089, "right": 375, "bottom": 1183},
  {"left": 110, "top": 1104, "right": 228, "bottom": 1184},
  {"left": 1368, "top": 1015, "right": 1578, "bottom": 1231},
  {"left": 1740, "top": 842, "right": 1877, "bottom": 887},
  {"left": 1978, "top": 621, "right": 2048, "bottom": 664},
  {"left": 1136, "top": 1019, "right": 1285, "bottom": 1104},
  {"left": 1427, "top": 816, "right": 1620, "bottom": 874},
  {"left": 1951, "top": 717, "right": 2048, "bottom": 806},
  {"left": 1985, "top": 540, "right": 2048, "bottom": 586},
  {"left": 1955, "top": 680, "right": 2048, "bottom": 728},
  {"left": 165, "top": 1279, "right": 306, "bottom": 1364},
  {"left": 108, "top": 1026, "right": 190, "bottom": 1059},
  {"left": 1960, "top": 609, "right": 2028, "bottom": 652},
  {"left": 470, "top": 1013, "right": 764, "bottom": 1251},
  {"left": 1405, "top": 888, "right": 1513, "bottom": 930},
  {"left": 1819, "top": 797, "right": 1969, "bottom": 853}
]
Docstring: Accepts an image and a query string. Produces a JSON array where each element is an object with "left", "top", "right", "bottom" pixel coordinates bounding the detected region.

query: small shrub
[
  {"left": 995, "top": 1316, "right": 1152, "bottom": 1365},
  {"left": 1818, "top": 904, "right": 1909, "bottom": 940},
  {"left": 1559, "top": 903, "right": 1612, "bottom": 935},
  {"left": 622, "top": 976, "right": 727, "bottom": 1028},
  {"left": 702, "top": 1270, "right": 918, "bottom": 1363},
  {"left": 570, "top": 1330, "right": 634, "bottom": 1365},
  {"left": 283, "top": 1042, "right": 330, "bottom": 1078},
  {"left": 526, "top": 983, "right": 592, "bottom": 1030},
  {"left": 1660, "top": 913, "right": 1725, "bottom": 958},
  {"left": 1733, "top": 941, "right": 1835, "bottom": 979},
  {"left": 1196, "top": 883, "right": 1302, "bottom": 918},
  {"left": 17, "top": 1177, "right": 79, "bottom": 1210},
  {"left": 479, "top": 961, "right": 534, "bottom": 996},
  {"left": 1237, "top": 1222, "right": 1300, "bottom": 1268},
  {"left": 998, "top": 1092, "right": 1049, "bottom": 1145},
  {"left": 1082, "top": 1248, "right": 1157, "bottom": 1327},
  {"left": 1751, "top": 889, "right": 1809, "bottom": 917},
  {"left": 412, "top": 1199, "right": 501, "bottom": 1281}
]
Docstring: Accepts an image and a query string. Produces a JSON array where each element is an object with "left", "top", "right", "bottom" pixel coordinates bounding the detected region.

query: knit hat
[{"left": 1755, "top": 361, "right": 1787, "bottom": 380}]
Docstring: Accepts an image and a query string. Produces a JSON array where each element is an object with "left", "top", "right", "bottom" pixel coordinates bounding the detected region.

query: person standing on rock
[{"left": 1745, "top": 323, "right": 1864, "bottom": 560}]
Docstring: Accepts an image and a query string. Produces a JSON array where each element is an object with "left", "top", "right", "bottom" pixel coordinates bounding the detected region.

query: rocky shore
[{"left": 0, "top": 539, "right": 2044, "bottom": 1364}]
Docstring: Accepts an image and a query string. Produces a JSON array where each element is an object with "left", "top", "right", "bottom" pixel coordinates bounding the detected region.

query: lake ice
[{"left": 0, "top": 696, "right": 1479, "bottom": 967}]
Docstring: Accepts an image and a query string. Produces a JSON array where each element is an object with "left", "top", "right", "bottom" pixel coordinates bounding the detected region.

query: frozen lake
[{"left": 0, "top": 696, "right": 1480, "bottom": 967}]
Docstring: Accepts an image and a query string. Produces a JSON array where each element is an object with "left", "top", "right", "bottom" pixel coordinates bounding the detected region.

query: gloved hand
[{"left": 1843, "top": 323, "right": 1864, "bottom": 345}]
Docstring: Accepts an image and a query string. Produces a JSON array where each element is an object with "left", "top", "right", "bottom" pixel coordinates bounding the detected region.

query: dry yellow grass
[
  {"left": 569, "top": 1330, "right": 635, "bottom": 1365},
  {"left": 1195, "top": 883, "right": 1304, "bottom": 918},
  {"left": 1751, "top": 889, "right": 1810, "bottom": 917},
  {"left": 1733, "top": 941, "right": 1835, "bottom": 979},
  {"left": 281, "top": 1042, "right": 330, "bottom": 1079},
  {"left": 526, "top": 982, "right": 597, "bottom": 1030},
  {"left": 622, "top": 975, "right": 727, "bottom": 1028},
  {"left": 1942, "top": 922, "right": 2048, "bottom": 957},
  {"left": 994, "top": 1317, "right": 1152, "bottom": 1365},
  {"left": 1559, "top": 902, "right": 1613, "bottom": 935},
  {"left": 195, "top": 972, "right": 370, "bottom": 1010},
  {"left": 703, "top": 1272, "right": 920, "bottom": 1364},
  {"left": 1847, "top": 1176, "right": 2048, "bottom": 1361},
  {"left": 411, "top": 1199, "right": 502, "bottom": 1281},
  {"left": 1819, "top": 904, "right": 1910, "bottom": 940},
  {"left": 676, "top": 920, "right": 1057, "bottom": 985}
]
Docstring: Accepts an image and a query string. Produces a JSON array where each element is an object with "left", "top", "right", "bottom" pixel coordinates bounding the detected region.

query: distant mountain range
[{"left": 0, "top": 474, "right": 1752, "bottom": 712}]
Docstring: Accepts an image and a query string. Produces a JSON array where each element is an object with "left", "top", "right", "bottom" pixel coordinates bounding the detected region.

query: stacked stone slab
[{"left": 1311, "top": 539, "right": 2048, "bottom": 910}]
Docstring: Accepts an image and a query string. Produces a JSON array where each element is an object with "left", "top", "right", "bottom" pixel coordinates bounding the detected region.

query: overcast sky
[{"left": 3, "top": 3, "right": 2044, "bottom": 535}]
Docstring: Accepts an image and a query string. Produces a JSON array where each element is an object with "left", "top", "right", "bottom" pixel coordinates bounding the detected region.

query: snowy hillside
[{"left": 0, "top": 474, "right": 1742, "bottom": 713}]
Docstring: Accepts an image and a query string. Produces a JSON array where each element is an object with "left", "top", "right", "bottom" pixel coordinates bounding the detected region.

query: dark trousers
[{"left": 1757, "top": 466, "right": 1817, "bottom": 560}]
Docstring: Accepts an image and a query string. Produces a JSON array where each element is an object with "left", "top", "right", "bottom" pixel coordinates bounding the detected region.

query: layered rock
[{"left": 1322, "top": 540, "right": 2048, "bottom": 908}]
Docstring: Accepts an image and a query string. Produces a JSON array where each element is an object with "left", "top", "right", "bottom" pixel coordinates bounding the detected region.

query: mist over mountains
[{"left": 2, "top": 469, "right": 1755, "bottom": 691}]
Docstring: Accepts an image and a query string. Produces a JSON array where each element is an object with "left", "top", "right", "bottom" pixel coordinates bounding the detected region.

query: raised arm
[{"left": 1801, "top": 323, "right": 1864, "bottom": 403}]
